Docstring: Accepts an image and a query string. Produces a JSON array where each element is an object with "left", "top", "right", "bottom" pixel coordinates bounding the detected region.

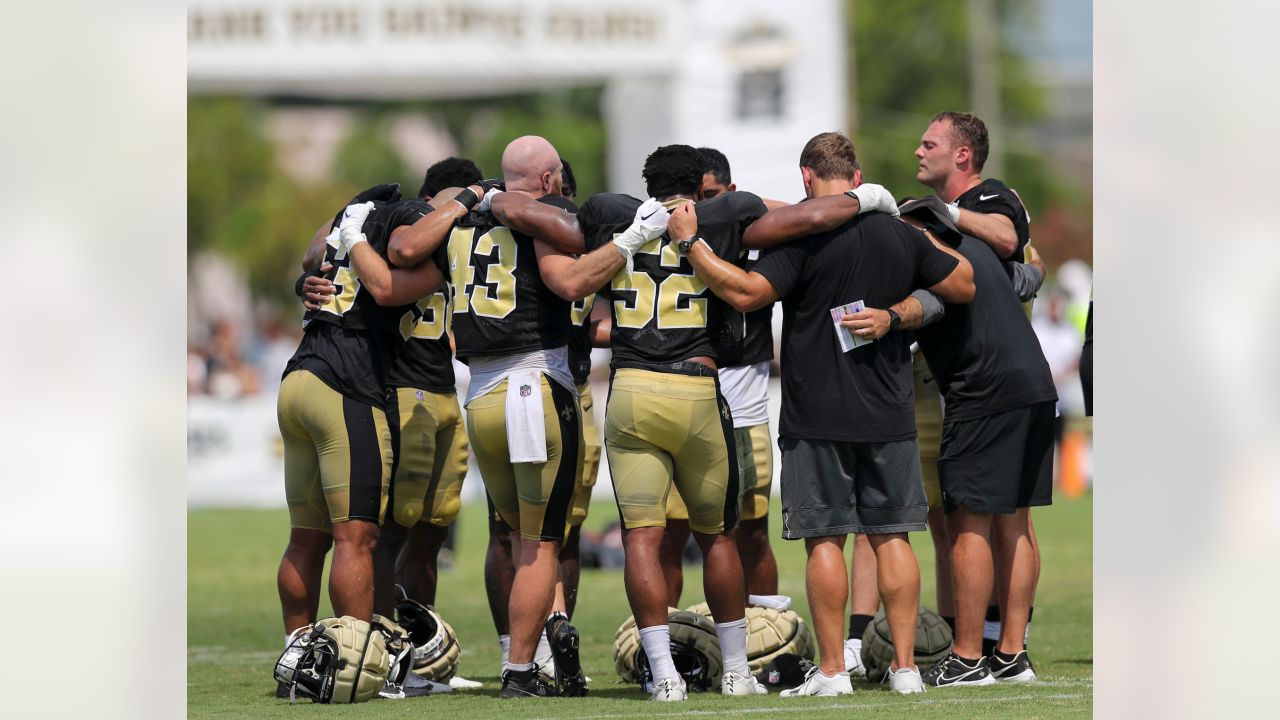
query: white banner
[{"left": 188, "top": 0, "right": 682, "bottom": 98}]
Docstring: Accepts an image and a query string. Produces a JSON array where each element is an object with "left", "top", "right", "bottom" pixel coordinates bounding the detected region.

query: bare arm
[
  {"left": 685, "top": 240, "right": 778, "bottom": 312},
  {"left": 348, "top": 232, "right": 445, "bottom": 306},
  {"left": 387, "top": 185, "right": 482, "bottom": 267},
  {"left": 839, "top": 293, "right": 937, "bottom": 340},
  {"left": 761, "top": 197, "right": 791, "bottom": 210},
  {"left": 954, "top": 208, "right": 1018, "bottom": 259},
  {"left": 302, "top": 220, "right": 331, "bottom": 271},
  {"left": 534, "top": 240, "right": 626, "bottom": 301},
  {"left": 742, "top": 193, "right": 863, "bottom": 249},
  {"left": 490, "top": 192, "right": 586, "bottom": 254}
]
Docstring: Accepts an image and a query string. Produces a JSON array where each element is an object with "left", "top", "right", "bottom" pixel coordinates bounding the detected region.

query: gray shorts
[{"left": 778, "top": 437, "right": 927, "bottom": 538}]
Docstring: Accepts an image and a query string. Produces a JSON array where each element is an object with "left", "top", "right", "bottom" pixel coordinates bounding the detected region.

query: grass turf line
[{"left": 188, "top": 494, "right": 1092, "bottom": 719}]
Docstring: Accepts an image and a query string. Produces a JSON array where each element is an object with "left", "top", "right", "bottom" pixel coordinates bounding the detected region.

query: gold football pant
[
  {"left": 664, "top": 422, "right": 770, "bottom": 522},
  {"left": 465, "top": 375, "right": 584, "bottom": 542},
  {"left": 278, "top": 370, "right": 392, "bottom": 531},
  {"left": 606, "top": 368, "right": 739, "bottom": 535},
  {"left": 570, "top": 382, "right": 602, "bottom": 527},
  {"left": 913, "top": 352, "right": 944, "bottom": 510},
  {"left": 386, "top": 387, "right": 469, "bottom": 528}
]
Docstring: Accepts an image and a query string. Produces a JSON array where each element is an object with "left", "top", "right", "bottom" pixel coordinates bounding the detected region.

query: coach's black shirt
[
  {"left": 436, "top": 195, "right": 576, "bottom": 361},
  {"left": 754, "top": 213, "right": 958, "bottom": 443},
  {"left": 915, "top": 228, "right": 1056, "bottom": 421},
  {"left": 580, "top": 191, "right": 768, "bottom": 368},
  {"left": 955, "top": 178, "right": 1030, "bottom": 261}
]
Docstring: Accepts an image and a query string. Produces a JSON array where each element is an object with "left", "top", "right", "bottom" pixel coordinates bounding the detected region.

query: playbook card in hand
[{"left": 830, "top": 300, "right": 873, "bottom": 352}]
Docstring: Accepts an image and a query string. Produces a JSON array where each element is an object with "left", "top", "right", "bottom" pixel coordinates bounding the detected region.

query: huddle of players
[{"left": 274, "top": 110, "right": 1056, "bottom": 700}]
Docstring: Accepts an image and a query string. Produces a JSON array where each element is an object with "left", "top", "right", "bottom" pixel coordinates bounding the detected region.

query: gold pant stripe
[
  {"left": 278, "top": 370, "right": 392, "bottom": 531},
  {"left": 465, "top": 375, "right": 584, "bottom": 542},
  {"left": 606, "top": 368, "right": 737, "bottom": 535}
]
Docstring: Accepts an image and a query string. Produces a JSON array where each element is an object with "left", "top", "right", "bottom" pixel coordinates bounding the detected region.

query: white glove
[
  {"left": 849, "top": 183, "right": 899, "bottom": 217},
  {"left": 477, "top": 188, "right": 503, "bottom": 214},
  {"left": 612, "top": 198, "right": 670, "bottom": 272},
  {"left": 338, "top": 201, "right": 375, "bottom": 252},
  {"left": 946, "top": 201, "right": 961, "bottom": 224}
]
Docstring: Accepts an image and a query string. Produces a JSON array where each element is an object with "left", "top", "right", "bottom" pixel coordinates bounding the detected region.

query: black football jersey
[
  {"left": 955, "top": 178, "right": 1031, "bottom": 260},
  {"left": 435, "top": 195, "right": 576, "bottom": 361},
  {"left": 363, "top": 200, "right": 457, "bottom": 393},
  {"left": 579, "top": 191, "right": 768, "bottom": 367},
  {"left": 286, "top": 198, "right": 414, "bottom": 408},
  {"left": 714, "top": 248, "right": 774, "bottom": 368}
]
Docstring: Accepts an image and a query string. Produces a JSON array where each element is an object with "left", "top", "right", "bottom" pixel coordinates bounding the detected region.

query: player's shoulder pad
[
  {"left": 580, "top": 192, "right": 641, "bottom": 223},
  {"left": 538, "top": 194, "right": 579, "bottom": 214}
]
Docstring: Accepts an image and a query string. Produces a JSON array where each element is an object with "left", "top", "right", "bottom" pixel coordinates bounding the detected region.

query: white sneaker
[
  {"left": 844, "top": 639, "right": 866, "bottom": 678},
  {"left": 649, "top": 677, "right": 688, "bottom": 702},
  {"left": 779, "top": 666, "right": 854, "bottom": 697},
  {"left": 447, "top": 676, "right": 483, "bottom": 689},
  {"left": 721, "top": 670, "right": 768, "bottom": 696},
  {"left": 888, "top": 666, "right": 925, "bottom": 694}
]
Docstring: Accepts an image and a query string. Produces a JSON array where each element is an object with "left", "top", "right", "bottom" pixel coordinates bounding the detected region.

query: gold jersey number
[
  {"left": 399, "top": 290, "right": 451, "bottom": 342},
  {"left": 611, "top": 237, "right": 708, "bottom": 330},
  {"left": 447, "top": 226, "right": 518, "bottom": 319}
]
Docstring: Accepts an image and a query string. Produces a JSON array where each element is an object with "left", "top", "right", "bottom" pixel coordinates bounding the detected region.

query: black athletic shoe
[
  {"left": 276, "top": 681, "right": 291, "bottom": 699},
  {"left": 500, "top": 669, "right": 558, "bottom": 698},
  {"left": 921, "top": 652, "right": 996, "bottom": 688},
  {"left": 546, "top": 614, "right": 589, "bottom": 697},
  {"left": 989, "top": 650, "right": 1037, "bottom": 682}
]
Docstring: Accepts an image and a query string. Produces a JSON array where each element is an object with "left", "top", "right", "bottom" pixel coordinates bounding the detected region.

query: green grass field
[{"left": 189, "top": 495, "right": 1092, "bottom": 718}]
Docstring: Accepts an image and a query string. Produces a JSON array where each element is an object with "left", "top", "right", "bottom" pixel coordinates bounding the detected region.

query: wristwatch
[
  {"left": 676, "top": 236, "right": 700, "bottom": 255},
  {"left": 886, "top": 307, "right": 901, "bottom": 331}
]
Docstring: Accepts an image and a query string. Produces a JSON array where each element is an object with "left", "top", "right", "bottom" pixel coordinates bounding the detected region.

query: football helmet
[
  {"left": 614, "top": 609, "right": 723, "bottom": 691},
  {"left": 683, "top": 602, "right": 816, "bottom": 674},
  {"left": 860, "top": 607, "right": 953, "bottom": 682},
  {"left": 273, "top": 616, "right": 390, "bottom": 704},
  {"left": 394, "top": 585, "right": 461, "bottom": 681}
]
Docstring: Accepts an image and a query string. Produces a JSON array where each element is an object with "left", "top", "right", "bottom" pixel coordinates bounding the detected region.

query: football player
[
  {"left": 381, "top": 135, "right": 669, "bottom": 698},
  {"left": 576, "top": 144, "right": 770, "bottom": 701}
]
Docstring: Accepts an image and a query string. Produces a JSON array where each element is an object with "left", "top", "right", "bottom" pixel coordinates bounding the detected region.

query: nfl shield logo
[
  {"left": 415, "top": 390, "right": 425, "bottom": 401},
  {"left": 520, "top": 384, "right": 532, "bottom": 397}
]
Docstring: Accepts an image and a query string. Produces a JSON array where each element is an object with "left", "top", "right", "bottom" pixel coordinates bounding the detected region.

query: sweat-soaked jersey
[
  {"left": 579, "top": 191, "right": 768, "bottom": 368},
  {"left": 367, "top": 199, "right": 457, "bottom": 393},
  {"left": 285, "top": 198, "right": 409, "bottom": 408},
  {"left": 435, "top": 194, "right": 576, "bottom": 361}
]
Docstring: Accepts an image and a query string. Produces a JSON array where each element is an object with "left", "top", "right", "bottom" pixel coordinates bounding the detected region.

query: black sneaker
[
  {"left": 545, "top": 614, "right": 589, "bottom": 697},
  {"left": 989, "top": 650, "right": 1037, "bottom": 682},
  {"left": 500, "top": 669, "right": 558, "bottom": 698},
  {"left": 921, "top": 652, "right": 996, "bottom": 688},
  {"left": 275, "top": 681, "right": 291, "bottom": 699}
]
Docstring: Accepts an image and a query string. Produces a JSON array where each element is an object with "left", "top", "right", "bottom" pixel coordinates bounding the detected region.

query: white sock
[
  {"left": 504, "top": 661, "right": 534, "bottom": 674},
  {"left": 639, "top": 625, "right": 680, "bottom": 682},
  {"left": 983, "top": 620, "right": 1001, "bottom": 643},
  {"left": 715, "top": 618, "right": 751, "bottom": 677},
  {"left": 536, "top": 631, "right": 553, "bottom": 661},
  {"left": 498, "top": 634, "right": 511, "bottom": 666}
]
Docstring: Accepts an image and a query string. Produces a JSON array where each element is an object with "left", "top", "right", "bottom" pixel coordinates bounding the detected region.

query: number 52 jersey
[{"left": 578, "top": 191, "right": 768, "bottom": 366}]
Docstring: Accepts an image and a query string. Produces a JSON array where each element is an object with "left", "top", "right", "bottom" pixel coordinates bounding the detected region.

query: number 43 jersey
[
  {"left": 579, "top": 192, "right": 768, "bottom": 367},
  {"left": 435, "top": 194, "right": 578, "bottom": 361}
]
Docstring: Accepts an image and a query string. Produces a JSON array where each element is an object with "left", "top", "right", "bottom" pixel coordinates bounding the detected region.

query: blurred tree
[{"left": 848, "top": 0, "right": 1074, "bottom": 229}]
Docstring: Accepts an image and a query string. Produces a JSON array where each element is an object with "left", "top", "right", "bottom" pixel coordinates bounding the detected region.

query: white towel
[
  {"left": 505, "top": 371, "right": 548, "bottom": 463},
  {"left": 748, "top": 594, "right": 792, "bottom": 611}
]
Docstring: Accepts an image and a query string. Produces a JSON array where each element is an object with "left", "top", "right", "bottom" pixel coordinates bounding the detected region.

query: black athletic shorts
[
  {"left": 778, "top": 438, "right": 927, "bottom": 538},
  {"left": 938, "top": 401, "right": 1055, "bottom": 514}
]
